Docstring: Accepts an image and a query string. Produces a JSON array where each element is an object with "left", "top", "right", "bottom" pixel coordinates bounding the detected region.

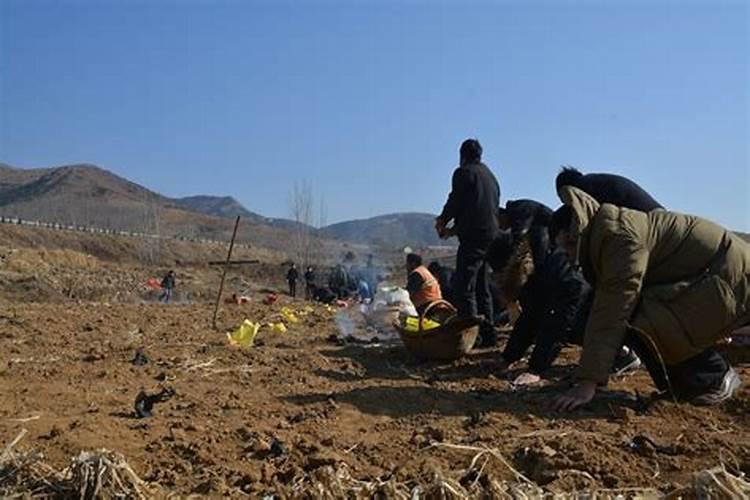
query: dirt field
[{"left": 1, "top": 293, "right": 749, "bottom": 497}]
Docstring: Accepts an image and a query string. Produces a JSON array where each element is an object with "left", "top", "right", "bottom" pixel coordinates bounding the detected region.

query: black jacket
[
  {"left": 304, "top": 270, "right": 315, "bottom": 284},
  {"left": 502, "top": 249, "right": 592, "bottom": 374},
  {"left": 564, "top": 173, "right": 663, "bottom": 212},
  {"left": 287, "top": 268, "right": 299, "bottom": 283},
  {"left": 439, "top": 162, "right": 501, "bottom": 243},
  {"left": 161, "top": 274, "right": 175, "bottom": 290}
]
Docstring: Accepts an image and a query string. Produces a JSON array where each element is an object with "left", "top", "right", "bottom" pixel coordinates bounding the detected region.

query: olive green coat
[{"left": 560, "top": 186, "right": 750, "bottom": 384}]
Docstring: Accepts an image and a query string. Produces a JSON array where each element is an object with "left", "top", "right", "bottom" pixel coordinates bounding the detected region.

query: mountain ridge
[{"left": 0, "top": 163, "right": 449, "bottom": 248}]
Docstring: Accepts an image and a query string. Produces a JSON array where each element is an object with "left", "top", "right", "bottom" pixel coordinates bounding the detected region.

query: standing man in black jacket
[
  {"left": 304, "top": 266, "right": 316, "bottom": 300},
  {"left": 286, "top": 263, "right": 299, "bottom": 298},
  {"left": 435, "top": 139, "right": 501, "bottom": 347},
  {"left": 555, "top": 166, "right": 663, "bottom": 212}
]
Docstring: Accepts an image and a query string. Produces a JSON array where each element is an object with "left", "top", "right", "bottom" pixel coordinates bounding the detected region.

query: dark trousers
[
  {"left": 305, "top": 283, "right": 315, "bottom": 300},
  {"left": 159, "top": 288, "right": 173, "bottom": 303},
  {"left": 624, "top": 329, "right": 729, "bottom": 399},
  {"left": 288, "top": 281, "right": 297, "bottom": 298},
  {"left": 454, "top": 240, "right": 495, "bottom": 345}
]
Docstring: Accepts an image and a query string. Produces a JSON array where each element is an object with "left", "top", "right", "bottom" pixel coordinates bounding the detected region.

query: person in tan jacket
[{"left": 550, "top": 186, "right": 749, "bottom": 410}]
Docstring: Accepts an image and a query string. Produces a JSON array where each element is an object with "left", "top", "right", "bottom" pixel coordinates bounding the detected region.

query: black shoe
[
  {"left": 690, "top": 367, "right": 741, "bottom": 406},
  {"left": 612, "top": 347, "right": 642, "bottom": 375}
]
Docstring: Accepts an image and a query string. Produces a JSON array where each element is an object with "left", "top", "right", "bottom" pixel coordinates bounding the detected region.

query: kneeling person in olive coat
[{"left": 551, "top": 186, "right": 748, "bottom": 410}]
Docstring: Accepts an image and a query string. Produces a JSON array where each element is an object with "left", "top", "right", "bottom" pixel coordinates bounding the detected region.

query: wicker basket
[{"left": 394, "top": 300, "right": 480, "bottom": 361}]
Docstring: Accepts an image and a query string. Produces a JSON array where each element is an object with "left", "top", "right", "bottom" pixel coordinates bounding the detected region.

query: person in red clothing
[{"left": 405, "top": 253, "right": 442, "bottom": 314}]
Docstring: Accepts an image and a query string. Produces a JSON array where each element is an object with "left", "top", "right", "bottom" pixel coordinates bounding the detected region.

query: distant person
[
  {"left": 328, "top": 264, "right": 352, "bottom": 299},
  {"left": 427, "top": 261, "right": 455, "bottom": 305},
  {"left": 159, "top": 270, "right": 176, "bottom": 303},
  {"left": 555, "top": 166, "right": 663, "bottom": 213},
  {"left": 549, "top": 186, "right": 749, "bottom": 411},
  {"left": 286, "top": 263, "right": 299, "bottom": 298},
  {"left": 405, "top": 253, "right": 442, "bottom": 315},
  {"left": 357, "top": 279, "right": 372, "bottom": 302},
  {"left": 435, "top": 138, "right": 501, "bottom": 347},
  {"left": 304, "top": 266, "right": 316, "bottom": 300},
  {"left": 498, "top": 199, "right": 554, "bottom": 270}
]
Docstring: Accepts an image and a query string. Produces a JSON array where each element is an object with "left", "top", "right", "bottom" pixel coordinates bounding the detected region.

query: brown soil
[{"left": 1, "top": 296, "right": 748, "bottom": 497}]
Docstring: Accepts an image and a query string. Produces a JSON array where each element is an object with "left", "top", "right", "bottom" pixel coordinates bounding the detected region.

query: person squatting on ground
[
  {"left": 286, "top": 263, "right": 299, "bottom": 298},
  {"left": 486, "top": 231, "right": 639, "bottom": 386},
  {"left": 405, "top": 253, "right": 443, "bottom": 315},
  {"left": 328, "top": 264, "right": 354, "bottom": 299},
  {"left": 304, "top": 266, "right": 316, "bottom": 300},
  {"left": 435, "top": 139, "right": 501, "bottom": 347},
  {"left": 159, "top": 270, "right": 176, "bottom": 303},
  {"left": 550, "top": 186, "right": 748, "bottom": 411}
]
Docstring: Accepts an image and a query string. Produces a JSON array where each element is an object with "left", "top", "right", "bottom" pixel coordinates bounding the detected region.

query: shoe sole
[
  {"left": 612, "top": 359, "right": 642, "bottom": 376},
  {"left": 692, "top": 370, "right": 742, "bottom": 406}
]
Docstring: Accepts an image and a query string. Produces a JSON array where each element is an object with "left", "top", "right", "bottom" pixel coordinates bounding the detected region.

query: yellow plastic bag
[
  {"left": 281, "top": 307, "right": 299, "bottom": 324},
  {"left": 403, "top": 316, "right": 441, "bottom": 333},
  {"left": 227, "top": 320, "right": 261, "bottom": 348},
  {"left": 296, "top": 306, "right": 314, "bottom": 316},
  {"left": 266, "top": 322, "right": 288, "bottom": 333}
]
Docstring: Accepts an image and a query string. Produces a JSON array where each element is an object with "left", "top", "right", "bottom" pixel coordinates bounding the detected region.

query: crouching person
[
  {"left": 487, "top": 232, "right": 597, "bottom": 385},
  {"left": 551, "top": 186, "right": 748, "bottom": 410},
  {"left": 405, "top": 253, "right": 443, "bottom": 315}
]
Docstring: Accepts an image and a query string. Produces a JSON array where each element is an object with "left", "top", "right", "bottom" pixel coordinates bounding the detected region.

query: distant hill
[
  {"left": 0, "top": 163, "right": 454, "bottom": 250},
  {"left": 321, "top": 213, "right": 453, "bottom": 248},
  {"left": 0, "top": 163, "right": 314, "bottom": 251},
  {"left": 174, "top": 195, "right": 264, "bottom": 221},
  {"left": 175, "top": 194, "right": 308, "bottom": 231}
]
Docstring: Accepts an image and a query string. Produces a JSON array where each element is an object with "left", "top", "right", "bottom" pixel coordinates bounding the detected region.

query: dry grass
[
  {"left": 285, "top": 440, "right": 750, "bottom": 499},
  {"left": 2, "top": 433, "right": 749, "bottom": 499},
  {"left": 0, "top": 430, "right": 158, "bottom": 499}
]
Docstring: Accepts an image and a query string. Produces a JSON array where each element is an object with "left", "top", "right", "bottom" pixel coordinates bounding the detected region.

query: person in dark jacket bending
[
  {"left": 487, "top": 232, "right": 592, "bottom": 385},
  {"left": 435, "top": 139, "right": 501, "bottom": 347},
  {"left": 555, "top": 166, "right": 663, "bottom": 212},
  {"left": 487, "top": 227, "right": 640, "bottom": 385}
]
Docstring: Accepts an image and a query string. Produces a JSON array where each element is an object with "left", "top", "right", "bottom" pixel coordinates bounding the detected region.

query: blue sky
[{"left": 1, "top": 0, "right": 748, "bottom": 230}]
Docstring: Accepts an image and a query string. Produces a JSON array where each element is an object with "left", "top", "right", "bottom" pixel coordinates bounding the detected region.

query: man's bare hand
[
  {"left": 550, "top": 380, "right": 597, "bottom": 412},
  {"left": 434, "top": 217, "right": 448, "bottom": 238},
  {"left": 440, "top": 226, "right": 456, "bottom": 239}
]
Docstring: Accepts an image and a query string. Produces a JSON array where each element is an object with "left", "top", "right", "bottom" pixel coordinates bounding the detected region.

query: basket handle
[{"left": 419, "top": 300, "right": 457, "bottom": 332}]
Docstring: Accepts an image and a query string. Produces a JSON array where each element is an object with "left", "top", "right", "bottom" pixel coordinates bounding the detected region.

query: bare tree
[
  {"left": 289, "top": 180, "right": 316, "bottom": 267},
  {"left": 314, "top": 195, "right": 328, "bottom": 264},
  {"left": 138, "top": 190, "right": 162, "bottom": 264}
]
